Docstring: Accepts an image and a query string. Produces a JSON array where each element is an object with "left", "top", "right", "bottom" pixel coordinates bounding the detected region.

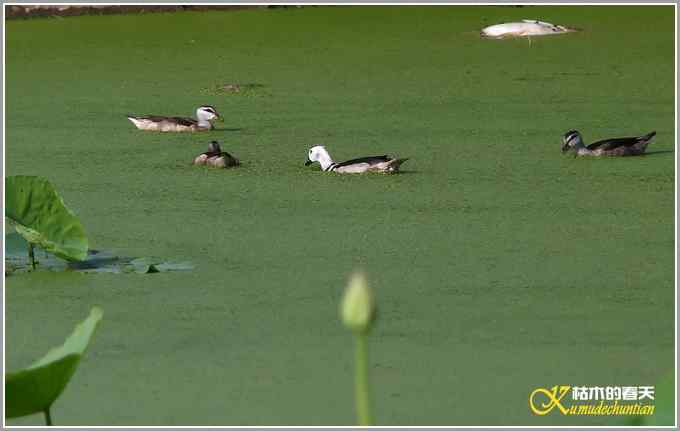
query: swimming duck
[
  {"left": 127, "top": 105, "right": 221, "bottom": 132},
  {"left": 561, "top": 130, "right": 656, "bottom": 157},
  {"left": 304, "top": 145, "right": 408, "bottom": 173},
  {"left": 193, "top": 141, "right": 240, "bottom": 168},
  {"left": 481, "top": 20, "right": 574, "bottom": 39}
]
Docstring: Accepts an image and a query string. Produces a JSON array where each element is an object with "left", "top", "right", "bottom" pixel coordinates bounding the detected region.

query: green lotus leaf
[
  {"left": 5, "top": 307, "right": 103, "bottom": 422},
  {"left": 5, "top": 176, "right": 88, "bottom": 261},
  {"left": 5, "top": 233, "right": 194, "bottom": 275}
]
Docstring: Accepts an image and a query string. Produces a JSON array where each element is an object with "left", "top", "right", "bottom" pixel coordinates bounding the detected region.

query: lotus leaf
[
  {"left": 5, "top": 176, "right": 88, "bottom": 261},
  {"left": 5, "top": 307, "right": 103, "bottom": 424},
  {"left": 5, "top": 233, "right": 193, "bottom": 274}
]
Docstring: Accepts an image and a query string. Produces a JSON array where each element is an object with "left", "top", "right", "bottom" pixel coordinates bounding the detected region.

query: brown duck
[
  {"left": 127, "top": 105, "right": 221, "bottom": 132},
  {"left": 193, "top": 141, "right": 240, "bottom": 168},
  {"left": 561, "top": 130, "right": 656, "bottom": 157}
]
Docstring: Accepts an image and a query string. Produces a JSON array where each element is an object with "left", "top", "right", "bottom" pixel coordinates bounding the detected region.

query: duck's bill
[
  {"left": 214, "top": 116, "right": 224, "bottom": 123},
  {"left": 561, "top": 143, "right": 570, "bottom": 153},
  {"left": 304, "top": 159, "right": 313, "bottom": 166}
]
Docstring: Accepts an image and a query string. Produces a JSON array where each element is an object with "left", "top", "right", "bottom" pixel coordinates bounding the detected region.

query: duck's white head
[
  {"left": 196, "top": 105, "right": 221, "bottom": 122},
  {"left": 561, "top": 130, "right": 584, "bottom": 153},
  {"left": 305, "top": 145, "right": 333, "bottom": 168}
]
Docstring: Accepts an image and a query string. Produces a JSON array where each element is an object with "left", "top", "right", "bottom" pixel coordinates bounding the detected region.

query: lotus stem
[
  {"left": 354, "top": 333, "right": 372, "bottom": 426},
  {"left": 44, "top": 408, "right": 52, "bottom": 426},
  {"left": 28, "top": 242, "right": 36, "bottom": 270}
]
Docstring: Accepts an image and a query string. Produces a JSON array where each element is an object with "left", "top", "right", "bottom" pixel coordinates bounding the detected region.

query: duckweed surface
[{"left": 5, "top": 6, "right": 674, "bottom": 425}]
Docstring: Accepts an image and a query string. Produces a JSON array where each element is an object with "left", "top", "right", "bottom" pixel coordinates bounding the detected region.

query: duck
[
  {"left": 193, "top": 141, "right": 240, "bottom": 168},
  {"left": 561, "top": 130, "right": 656, "bottom": 157},
  {"left": 481, "top": 19, "right": 574, "bottom": 39},
  {"left": 304, "top": 145, "right": 408, "bottom": 173},
  {"left": 127, "top": 105, "right": 221, "bottom": 132}
]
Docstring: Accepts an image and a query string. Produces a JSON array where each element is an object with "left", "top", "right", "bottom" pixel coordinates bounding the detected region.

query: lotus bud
[{"left": 340, "top": 272, "right": 375, "bottom": 333}]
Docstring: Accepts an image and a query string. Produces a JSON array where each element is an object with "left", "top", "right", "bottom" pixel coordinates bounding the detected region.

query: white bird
[
  {"left": 481, "top": 20, "right": 575, "bottom": 39},
  {"left": 305, "top": 146, "right": 408, "bottom": 174}
]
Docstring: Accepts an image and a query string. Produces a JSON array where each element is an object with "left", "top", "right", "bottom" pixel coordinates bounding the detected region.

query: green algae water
[{"left": 5, "top": 6, "right": 674, "bottom": 425}]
